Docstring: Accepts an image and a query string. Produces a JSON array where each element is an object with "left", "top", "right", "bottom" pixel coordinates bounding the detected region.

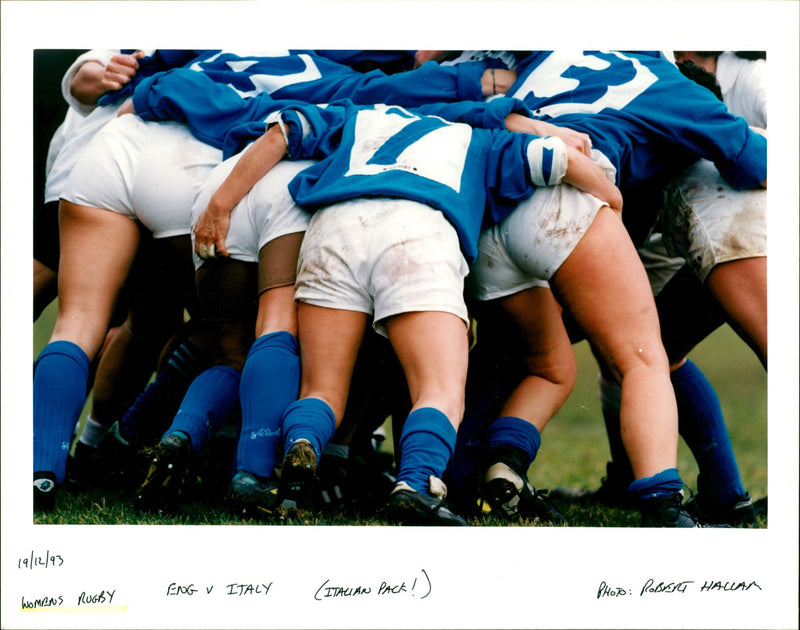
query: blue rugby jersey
[
  {"left": 96, "top": 49, "right": 206, "bottom": 106},
  {"left": 186, "top": 50, "right": 486, "bottom": 105},
  {"left": 117, "top": 49, "right": 485, "bottom": 109},
  {"left": 131, "top": 68, "right": 529, "bottom": 159},
  {"left": 509, "top": 51, "right": 766, "bottom": 190},
  {"left": 272, "top": 101, "right": 569, "bottom": 262}
]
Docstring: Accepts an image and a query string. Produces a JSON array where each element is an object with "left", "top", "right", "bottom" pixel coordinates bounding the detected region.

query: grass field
[{"left": 33, "top": 300, "right": 767, "bottom": 527}]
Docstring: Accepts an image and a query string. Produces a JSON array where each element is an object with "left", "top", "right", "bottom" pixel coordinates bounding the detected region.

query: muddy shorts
[
  {"left": 662, "top": 159, "right": 766, "bottom": 284},
  {"left": 295, "top": 197, "right": 469, "bottom": 336},
  {"left": 467, "top": 150, "right": 616, "bottom": 302}
]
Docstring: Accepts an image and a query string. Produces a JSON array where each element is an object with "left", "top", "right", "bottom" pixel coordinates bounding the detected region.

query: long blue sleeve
[{"left": 132, "top": 69, "right": 265, "bottom": 148}]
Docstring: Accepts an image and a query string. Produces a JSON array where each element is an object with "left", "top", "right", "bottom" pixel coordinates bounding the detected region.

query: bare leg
[
  {"left": 382, "top": 311, "right": 470, "bottom": 524},
  {"left": 551, "top": 207, "right": 678, "bottom": 479},
  {"left": 255, "top": 285, "right": 298, "bottom": 338},
  {"left": 705, "top": 256, "right": 767, "bottom": 368},
  {"left": 296, "top": 303, "right": 369, "bottom": 423},
  {"left": 384, "top": 310, "right": 469, "bottom": 429},
  {"left": 90, "top": 313, "right": 152, "bottom": 427},
  {"left": 495, "top": 287, "right": 577, "bottom": 433},
  {"left": 51, "top": 201, "right": 140, "bottom": 359},
  {"left": 34, "top": 201, "right": 140, "bottom": 491}
]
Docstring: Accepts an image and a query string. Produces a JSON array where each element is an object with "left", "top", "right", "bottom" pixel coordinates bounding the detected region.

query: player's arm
[
  {"left": 193, "top": 122, "right": 291, "bottom": 258},
  {"left": 561, "top": 146, "right": 623, "bottom": 213},
  {"left": 130, "top": 68, "right": 262, "bottom": 150},
  {"left": 523, "top": 134, "right": 622, "bottom": 212},
  {"left": 504, "top": 112, "right": 593, "bottom": 156},
  {"left": 325, "top": 59, "right": 514, "bottom": 106},
  {"left": 488, "top": 132, "right": 621, "bottom": 222}
]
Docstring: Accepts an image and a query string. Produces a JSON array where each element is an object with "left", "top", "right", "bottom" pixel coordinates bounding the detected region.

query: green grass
[{"left": 34, "top": 301, "right": 767, "bottom": 527}]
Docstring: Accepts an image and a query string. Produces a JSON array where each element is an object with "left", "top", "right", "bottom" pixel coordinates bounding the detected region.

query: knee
[{"left": 606, "top": 341, "right": 670, "bottom": 383}]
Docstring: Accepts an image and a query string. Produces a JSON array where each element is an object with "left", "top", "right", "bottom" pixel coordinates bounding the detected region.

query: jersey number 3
[{"left": 511, "top": 51, "right": 658, "bottom": 117}]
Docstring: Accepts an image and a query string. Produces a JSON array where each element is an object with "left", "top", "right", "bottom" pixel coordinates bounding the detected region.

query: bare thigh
[
  {"left": 296, "top": 303, "right": 369, "bottom": 423},
  {"left": 51, "top": 201, "right": 140, "bottom": 359},
  {"left": 384, "top": 310, "right": 469, "bottom": 428}
]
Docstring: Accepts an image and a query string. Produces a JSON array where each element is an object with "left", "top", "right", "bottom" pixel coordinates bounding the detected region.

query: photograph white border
[{"left": 2, "top": 2, "right": 798, "bottom": 628}]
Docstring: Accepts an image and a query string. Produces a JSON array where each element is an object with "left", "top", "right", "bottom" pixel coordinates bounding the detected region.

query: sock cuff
[
  {"left": 249, "top": 331, "right": 299, "bottom": 357},
  {"left": 486, "top": 416, "right": 541, "bottom": 461},
  {"left": 202, "top": 364, "right": 242, "bottom": 383},
  {"left": 400, "top": 407, "right": 457, "bottom": 457},
  {"left": 627, "top": 467, "right": 683, "bottom": 500},
  {"left": 78, "top": 415, "right": 107, "bottom": 447},
  {"left": 35, "top": 340, "right": 90, "bottom": 377},
  {"left": 282, "top": 397, "right": 337, "bottom": 458},
  {"left": 283, "top": 396, "right": 335, "bottom": 421},
  {"left": 670, "top": 358, "right": 702, "bottom": 386}
]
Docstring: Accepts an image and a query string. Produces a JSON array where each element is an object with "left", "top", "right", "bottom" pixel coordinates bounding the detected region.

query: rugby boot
[
  {"left": 639, "top": 490, "right": 731, "bottom": 527},
  {"left": 481, "top": 461, "right": 567, "bottom": 524},
  {"left": 684, "top": 492, "right": 756, "bottom": 527},
  {"left": 33, "top": 472, "right": 57, "bottom": 512},
  {"left": 385, "top": 477, "right": 468, "bottom": 526},
  {"left": 134, "top": 431, "right": 197, "bottom": 514},
  {"left": 227, "top": 470, "right": 282, "bottom": 519}
]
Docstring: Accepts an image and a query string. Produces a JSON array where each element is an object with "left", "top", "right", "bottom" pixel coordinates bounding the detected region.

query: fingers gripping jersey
[
  {"left": 96, "top": 49, "right": 206, "bottom": 107},
  {"left": 509, "top": 51, "right": 766, "bottom": 190},
  {"left": 274, "top": 102, "right": 568, "bottom": 262}
]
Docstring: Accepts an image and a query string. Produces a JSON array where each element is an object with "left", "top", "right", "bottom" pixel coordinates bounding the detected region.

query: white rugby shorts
[
  {"left": 467, "top": 150, "right": 616, "bottom": 302},
  {"left": 191, "top": 151, "right": 313, "bottom": 270},
  {"left": 662, "top": 159, "right": 766, "bottom": 283},
  {"left": 637, "top": 231, "right": 685, "bottom": 297},
  {"left": 295, "top": 197, "right": 469, "bottom": 336},
  {"left": 61, "top": 115, "right": 222, "bottom": 239}
]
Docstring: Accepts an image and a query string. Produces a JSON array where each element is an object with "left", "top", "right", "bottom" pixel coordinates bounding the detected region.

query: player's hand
[
  {"left": 505, "top": 114, "right": 593, "bottom": 156},
  {"left": 193, "top": 199, "right": 231, "bottom": 259},
  {"left": 102, "top": 51, "right": 145, "bottom": 92},
  {"left": 564, "top": 146, "right": 623, "bottom": 214}
]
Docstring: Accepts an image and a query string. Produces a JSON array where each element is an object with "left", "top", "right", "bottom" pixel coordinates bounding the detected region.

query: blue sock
[
  {"left": 487, "top": 416, "right": 541, "bottom": 465},
  {"left": 396, "top": 407, "right": 457, "bottom": 495},
  {"left": 119, "top": 341, "right": 206, "bottom": 446},
  {"left": 673, "top": 359, "right": 746, "bottom": 504},
  {"left": 236, "top": 332, "right": 300, "bottom": 478},
  {"left": 281, "top": 397, "right": 336, "bottom": 461},
  {"left": 627, "top": 467, "right": 684, "bottom": 500},
  {"left": 166, "top": 365, "right": 241, "bottom": 454},
  {"left": 33, "top": 341, "right": 90, "bottom": 485}
]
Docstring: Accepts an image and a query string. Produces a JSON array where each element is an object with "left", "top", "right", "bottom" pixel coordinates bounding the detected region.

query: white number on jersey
[
  {"left": 190, "top": 52, "right": 322, "bottom": 98},
  {"left": 345, "top": 106, "right": 471, "bottom": 193},
  {"left": 510, "top": 51, "right": 657, "bottom": 117}
]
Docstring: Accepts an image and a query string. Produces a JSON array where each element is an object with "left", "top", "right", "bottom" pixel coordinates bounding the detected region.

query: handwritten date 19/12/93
[{"left": 598, "top": 579, "right": 762, "bottom": 599}]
